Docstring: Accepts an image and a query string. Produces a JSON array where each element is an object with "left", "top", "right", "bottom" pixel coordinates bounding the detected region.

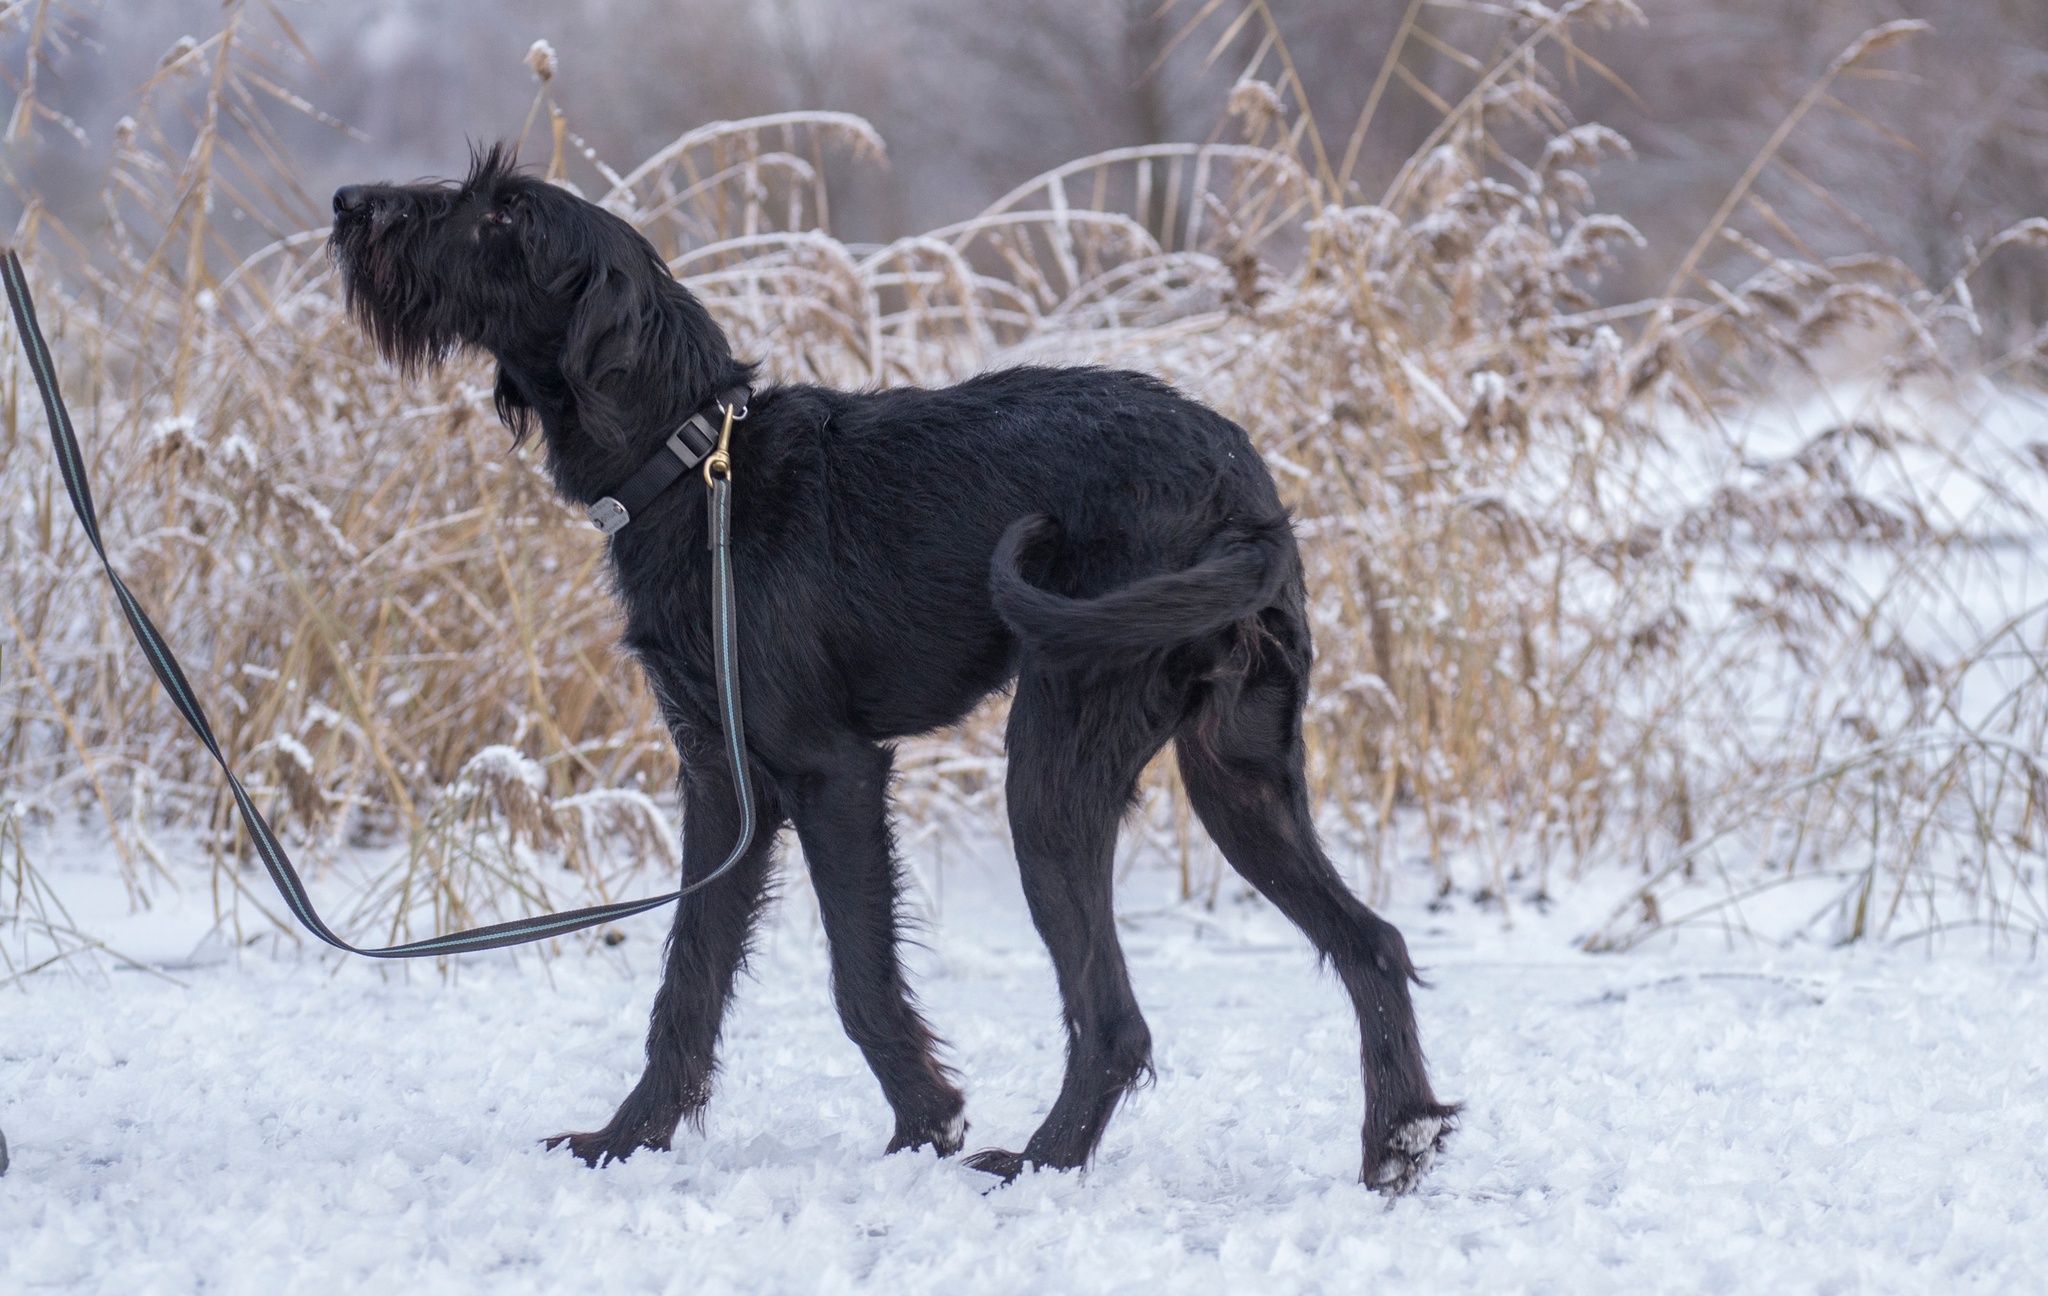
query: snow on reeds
[{"left": 1, "top": 0, "right": 2045, "bottom": 956}]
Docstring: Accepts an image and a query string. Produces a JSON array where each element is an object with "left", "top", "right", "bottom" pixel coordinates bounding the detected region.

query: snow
[{"left": 3, "top": 836, "right": 2045, "bottom": 1294}]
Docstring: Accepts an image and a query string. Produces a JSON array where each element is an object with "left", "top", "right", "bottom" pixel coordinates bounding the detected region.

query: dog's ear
[
  {"left": 558, "top": 224, "right": 745, "bottom": 451},
  {"left": 559, "top": 263, "right": 654, "bottom": 450}
]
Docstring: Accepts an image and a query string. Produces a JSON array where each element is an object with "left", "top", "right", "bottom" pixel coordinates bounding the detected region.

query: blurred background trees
[{"left": 1, "top": 0, "right": 2042, "bottom": 325}]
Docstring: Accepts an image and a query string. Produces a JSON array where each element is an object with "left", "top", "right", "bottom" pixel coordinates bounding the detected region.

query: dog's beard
[{"left": 329, "top": 218, "right": 462, "bottom": 375}]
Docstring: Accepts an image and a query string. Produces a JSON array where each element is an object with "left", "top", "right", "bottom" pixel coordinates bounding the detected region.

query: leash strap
[{"left": 1, "top": 250, "right": 758, "bottom": 958}]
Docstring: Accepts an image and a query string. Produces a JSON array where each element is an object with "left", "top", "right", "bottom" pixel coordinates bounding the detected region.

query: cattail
[{"left": 525, "top": 39, "right": 557, "bottom": 83}]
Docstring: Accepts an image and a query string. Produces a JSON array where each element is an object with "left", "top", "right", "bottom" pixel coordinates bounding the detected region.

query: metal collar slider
[{"left": 589, "top": 496, "right": 631, "bottom": 534}]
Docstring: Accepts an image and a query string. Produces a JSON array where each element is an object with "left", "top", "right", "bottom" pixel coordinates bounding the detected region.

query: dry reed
[{"left": 1, "top": 0, "right": 2044, "bottom": 955}]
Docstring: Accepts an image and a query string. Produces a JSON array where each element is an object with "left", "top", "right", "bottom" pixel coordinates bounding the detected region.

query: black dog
[{"left": 329, "top": 146, "right": 1455, "bottom": 1191}]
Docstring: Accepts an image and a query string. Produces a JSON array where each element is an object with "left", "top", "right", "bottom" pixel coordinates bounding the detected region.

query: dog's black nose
[{"left": 333, "top": 185, "right": 369, "bottom": 218}]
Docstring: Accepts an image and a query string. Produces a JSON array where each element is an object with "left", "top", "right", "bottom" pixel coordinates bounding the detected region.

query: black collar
[{"left": 587, "top": 385, "right": 751, "bottom": 535}]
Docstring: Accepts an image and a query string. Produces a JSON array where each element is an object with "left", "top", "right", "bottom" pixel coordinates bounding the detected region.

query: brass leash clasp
[{"left": 702, "top": 396, "right": 746, "bottom": 485}]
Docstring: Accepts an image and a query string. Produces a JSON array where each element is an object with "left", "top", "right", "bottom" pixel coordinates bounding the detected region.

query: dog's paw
[
  {"left": 936, "top": 1112, "right": 969, "bottom": 1157},
  {"left": 887, "top": 1110, "right": 969, "bottom": 1158},
  {"left": 542, "top": 1125, "right": 668, "bottom": 1168},
  {"left": 1367, "top": 1112, "right": 1454, "bottom": 1197},
  {"left": 963, "top": 1148, "right": 1027, "bottom": 1185}
]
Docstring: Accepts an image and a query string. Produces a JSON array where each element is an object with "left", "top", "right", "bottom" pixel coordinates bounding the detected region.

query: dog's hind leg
[
  {"left": 546, "top": 758, "right": 785, "bottom": 1168},
  {"left": 1174, "top": 651, "right": 1457, "bottom": 1195},
  {"left": 965, "top": 666, "right": 1172, "bottom": 1182},
  {"left": 788, "top": 736, "right": 966, "bottom": 1156}
]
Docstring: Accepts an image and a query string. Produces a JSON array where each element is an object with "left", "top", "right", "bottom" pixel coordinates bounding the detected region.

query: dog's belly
[{"left": 836, "top": 612, "right": 1016, "bottom": 741}]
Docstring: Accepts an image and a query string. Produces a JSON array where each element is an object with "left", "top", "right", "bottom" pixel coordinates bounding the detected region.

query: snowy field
[{"left": 3, "top": 838, "right": 2045, "bottom": 1295}]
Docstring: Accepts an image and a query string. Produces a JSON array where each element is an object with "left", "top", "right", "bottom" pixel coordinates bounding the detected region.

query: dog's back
[{"left": 675, "top": 365, "right": 1300, "bottom": 739}]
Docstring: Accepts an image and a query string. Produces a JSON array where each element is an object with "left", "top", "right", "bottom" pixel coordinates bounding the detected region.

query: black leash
[{"left": 0, "top": 249, "right": 757, "bottom": 958}]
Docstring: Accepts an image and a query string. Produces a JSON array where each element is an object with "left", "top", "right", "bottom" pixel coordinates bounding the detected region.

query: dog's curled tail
[{"left": 990, "top": 513, "right": 1290, "bottom": 660}]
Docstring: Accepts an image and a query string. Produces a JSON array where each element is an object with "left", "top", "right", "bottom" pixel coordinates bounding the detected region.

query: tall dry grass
[{"left": 1, "top": 0, "right": 2045, "bottom": 956}]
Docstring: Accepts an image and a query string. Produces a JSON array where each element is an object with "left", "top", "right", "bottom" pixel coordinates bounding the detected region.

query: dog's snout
[{"left": 333, "top": 185, "right": 369, "bottom": 218}]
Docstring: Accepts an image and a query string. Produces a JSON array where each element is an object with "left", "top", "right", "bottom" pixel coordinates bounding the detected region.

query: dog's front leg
[
  {"left": 787, "top": 737, "right": 967, "bottom": 1157},
  {"left": 547, "top": 755, "right": 784, "bottom": 1167}
]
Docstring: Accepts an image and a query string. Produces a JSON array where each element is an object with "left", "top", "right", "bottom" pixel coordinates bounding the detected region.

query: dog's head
[{"left": 330, "top": 144, "right": 743, "bottom": 453}]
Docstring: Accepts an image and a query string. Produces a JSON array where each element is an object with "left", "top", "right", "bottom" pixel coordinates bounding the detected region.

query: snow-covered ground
[{"left": 3, "top": 836, "right": 2045, "bottom": 1295}]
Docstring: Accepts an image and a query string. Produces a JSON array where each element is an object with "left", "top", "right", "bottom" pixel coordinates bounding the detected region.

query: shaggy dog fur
[{"left": 328, "top": 146, "right": 1456, "bottom": 1192}]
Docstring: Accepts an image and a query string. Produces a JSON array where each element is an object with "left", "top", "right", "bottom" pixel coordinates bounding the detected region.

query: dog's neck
[
  {"left": 493, "top": 353, "right": 618, "bottom": 505},
  {"left": 494, "top": 285, "right": 748, "bottom": 510}
]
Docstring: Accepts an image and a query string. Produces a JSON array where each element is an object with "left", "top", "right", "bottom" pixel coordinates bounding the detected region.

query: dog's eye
[{"left": 483, "top": 208, "right": 512, "bottom": 227}]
